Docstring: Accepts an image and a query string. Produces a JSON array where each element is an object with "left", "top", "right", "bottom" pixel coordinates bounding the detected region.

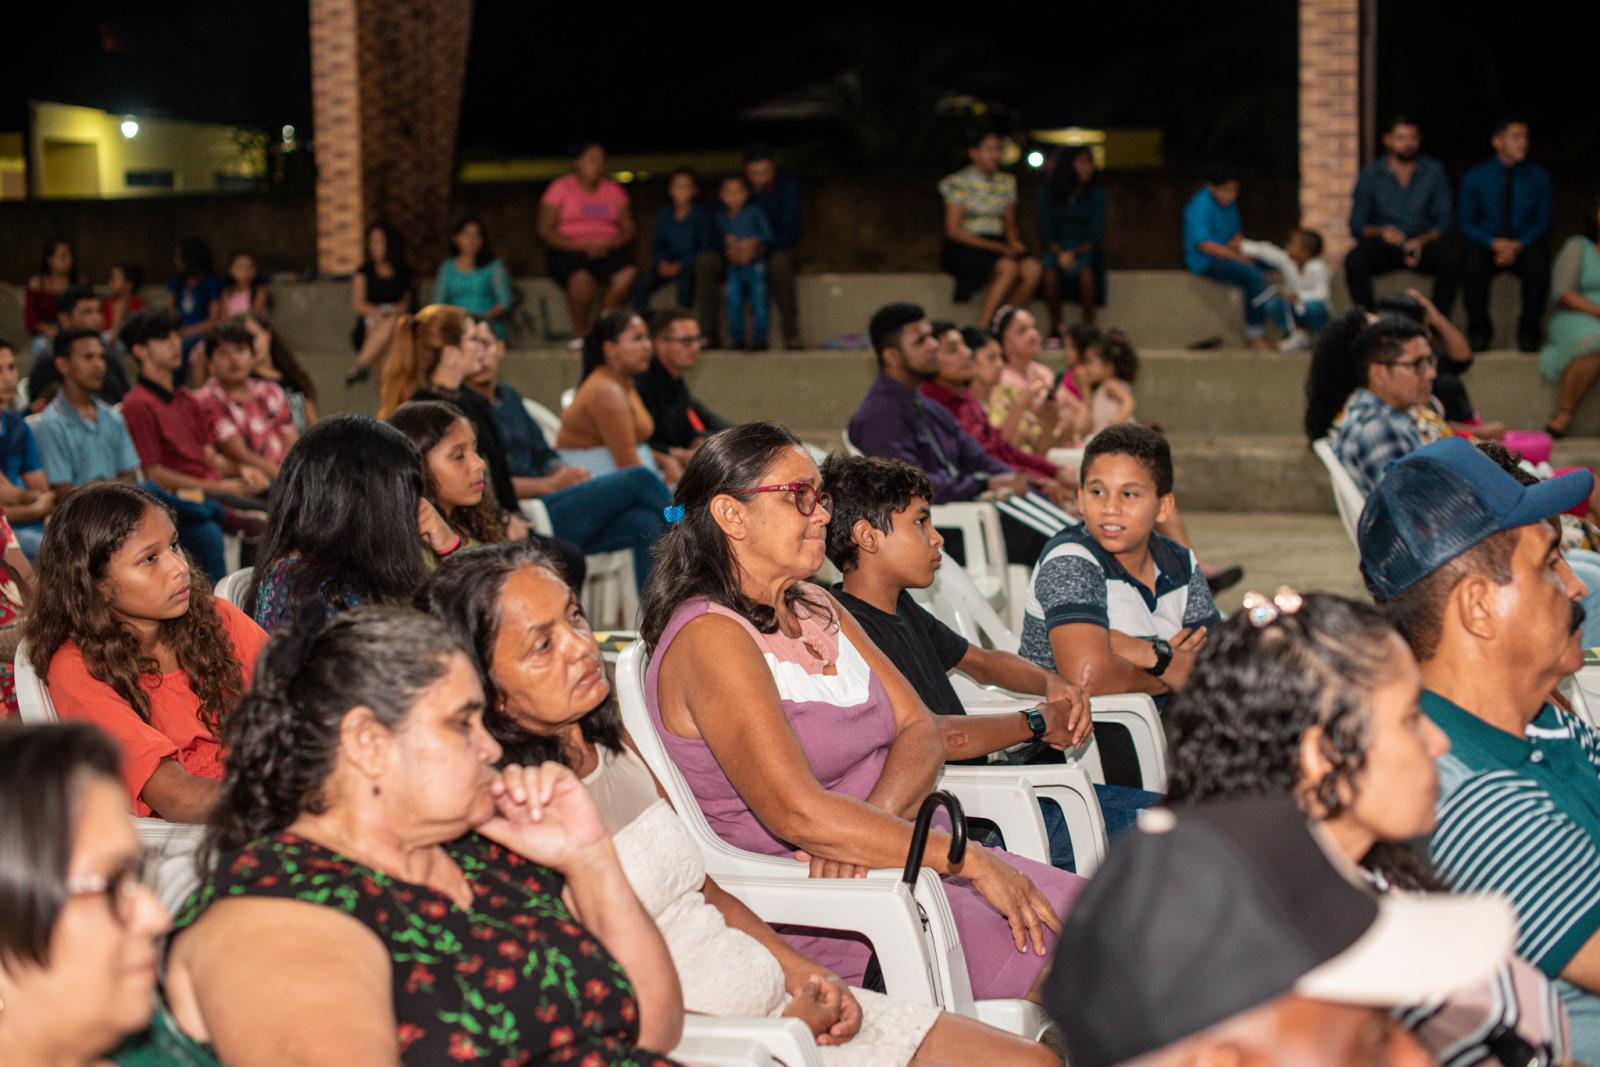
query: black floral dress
[{"left": 176, "top": 831, "right": 680, "bottom": 1066}]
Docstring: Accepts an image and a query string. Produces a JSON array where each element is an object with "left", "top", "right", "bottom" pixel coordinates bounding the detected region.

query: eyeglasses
[
  {"left": 66, "top": 852, "right": 156, "bottom": 925},
  {"left": 730, "top": 481, "right": 833, "bottom": 516},
  {"left": 663, "top": 333, "right": 704, "bottom": 346},
  {"left": 1379, "top": 353, "right": 1438, "bottom": 373}
]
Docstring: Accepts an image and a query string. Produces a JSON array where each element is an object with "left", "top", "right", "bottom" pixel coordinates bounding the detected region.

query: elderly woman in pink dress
[{"left": 637, "top": 421, "right": 1084, "bottom": 1002}]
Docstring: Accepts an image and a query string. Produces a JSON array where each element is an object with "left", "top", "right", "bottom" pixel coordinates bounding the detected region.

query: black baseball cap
[
  {"left": 1359, "top": 436, "right": 1591, "bottom": 600},
  {"left": 1044, "top": 795, "right": 1513, "bottom": 1067}
]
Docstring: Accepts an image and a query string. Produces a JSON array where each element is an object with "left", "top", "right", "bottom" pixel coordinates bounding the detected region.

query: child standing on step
[{"left": 714, "top": 174, "right": 773, "bottom": 352}]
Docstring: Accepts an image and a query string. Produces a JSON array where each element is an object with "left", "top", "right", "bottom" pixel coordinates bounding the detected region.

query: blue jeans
[
  {"left": 143, "top": 485, "right": 228, "bottom": 583},
  {"left": 726, "top": 261, "right": 768, "bottom": 346},
  {"left": 633, "top": 262, "right": 695, "bottom": 313},
  {"left": 1197, "top": 258, "right": 1269, "bottom": 336},
  {"left": 1268, "top": 297, "right": 1331, "bottom": 336},
  {"left": 541, "top": 466, "right": 671, "bottom": 591},
  {"left": 1037, "top": 785, "right": 1163, "bottom": 872},
  {"left": 11, "top": 520, "right": 43, "bottom": 560}
]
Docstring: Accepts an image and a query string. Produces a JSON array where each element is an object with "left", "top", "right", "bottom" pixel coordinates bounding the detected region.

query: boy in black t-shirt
[{"left": 822, "top": 453, "right": 1160, "bottom": 867}]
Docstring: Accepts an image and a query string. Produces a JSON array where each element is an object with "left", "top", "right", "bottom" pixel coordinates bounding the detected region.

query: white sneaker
[{"left": 1278, "top": 328, "right": 1312, "bottom": 352}]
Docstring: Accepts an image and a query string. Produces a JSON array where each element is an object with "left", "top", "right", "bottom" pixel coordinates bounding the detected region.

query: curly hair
[
  {"left": 388, "top": 400, "right": 505, "bottom": 546},
  {"left": 203, "top": 605, "right": 468, "bottom": 868},
  {"left": 420, "top": 542, "right": 622, "bottom": 769},
  {"left": 24, "top": 484, "right": 244, "bottom": 740},
  {"left": 819, "top": 453, "right": 932, "bottom": 574}
]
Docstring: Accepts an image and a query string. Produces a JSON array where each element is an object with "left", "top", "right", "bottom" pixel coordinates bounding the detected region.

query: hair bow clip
[
  {"left": 1241, "top": 586, "right": 1304, "bottom": 629},
  {"left": 662, "top": 504, "right": 685, "bottom": 525}
]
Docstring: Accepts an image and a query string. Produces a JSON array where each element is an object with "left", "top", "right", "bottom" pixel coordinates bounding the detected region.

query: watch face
[{"left": 1026, "top": 709, "right": 1047, "bottom": 737}]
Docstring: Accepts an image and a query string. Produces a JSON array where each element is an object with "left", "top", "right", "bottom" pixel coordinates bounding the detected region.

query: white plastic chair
[
  {"left": 922, "top": 558, "right": 1170, "bottom": 793},
  {"left": 615, "top": 640, "right": 1056, "bottom": 1039},
  {"left": 212, "top": 567, "right": 255, "bottom": 607},
  {"left": 523, "top": 397, "right": 563, "bottom": 441},
  {"left": 1313, "top": 438, "right": 1366, "bottom": 549},
  {"left": 672, "top": 1018, "right": 819, "bottom": 1066},
  {"left": 14, "top": 639, "right": 205, "bottom": 912},
  {"left": 518, "top": 498, "right": 638, "bottom": 630}
]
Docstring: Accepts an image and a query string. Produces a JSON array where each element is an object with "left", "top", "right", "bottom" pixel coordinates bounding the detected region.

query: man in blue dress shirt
[
  {"left": 1457, "top": 118, "right": 1554, "bottom": 353},
  {"left": 1345, "top": 116, "right": 1459, "bottom": 318}
]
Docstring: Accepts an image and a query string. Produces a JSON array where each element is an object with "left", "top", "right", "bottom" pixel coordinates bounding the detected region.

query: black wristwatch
[
  {"left": 1147, "top": 638, "right": 1174, "bottom": 678},
  {"left": 1022, "top": 707, "right": 1047, "bottom": 741}
]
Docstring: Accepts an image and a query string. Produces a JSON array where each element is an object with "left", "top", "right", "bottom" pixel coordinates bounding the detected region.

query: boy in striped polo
[{"left": 1359, "top": 436, "right": 1600, "bottom": 1064}]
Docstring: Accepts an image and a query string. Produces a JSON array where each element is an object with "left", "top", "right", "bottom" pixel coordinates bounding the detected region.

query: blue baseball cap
[{"left": 1358, "top": 437, "right": 1593, "bottom": 600}]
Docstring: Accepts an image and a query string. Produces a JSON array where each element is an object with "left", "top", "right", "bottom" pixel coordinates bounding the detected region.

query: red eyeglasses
[{"left": 729, "top": 482, "right": 833, "bottom": 516}]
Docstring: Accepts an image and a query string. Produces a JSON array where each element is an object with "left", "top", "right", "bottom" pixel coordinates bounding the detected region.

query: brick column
[{"left": 1299, "top": 0, "right": 1361, "bottom": 263}]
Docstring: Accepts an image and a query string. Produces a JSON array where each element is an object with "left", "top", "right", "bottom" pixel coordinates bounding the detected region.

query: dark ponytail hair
[
  {"left": 580, "top": 309, "right": 645, "bottom": 381},
  {"left": 203, "top": 606, "right": 469, "bottom": 867},
  {"left": 420, "top": 542, "right": 622, "bottom": 769},
  {"left": 639, "top": 421, "right": 833, "bottom": 650}
]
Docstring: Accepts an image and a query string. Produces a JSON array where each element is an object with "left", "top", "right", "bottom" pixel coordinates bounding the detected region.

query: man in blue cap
[{"left": 1358, "top": 435, "right": 1600, "bottom": 1061}]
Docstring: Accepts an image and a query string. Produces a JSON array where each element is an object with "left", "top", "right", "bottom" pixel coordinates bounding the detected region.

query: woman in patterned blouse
[
  {"left": 939, "top": 128, "right": 1041, "bottom": 334},
  {"left": 163, "top": 605, "right": 685, "bottom": 1065}
]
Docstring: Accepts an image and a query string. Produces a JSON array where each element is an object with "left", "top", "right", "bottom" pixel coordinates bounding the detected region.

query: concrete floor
[{"left": 1184, "top": 512, "right": 1367, "bottom": 615}]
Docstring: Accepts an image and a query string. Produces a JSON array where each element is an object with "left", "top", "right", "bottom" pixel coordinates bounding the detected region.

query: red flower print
[
  {"left": 500, "top": 1054, "right": 532, "bottom": 1067},
  {"left": 583, "top": 978, "right": 611, "bottom": 1003},
  {"left": 404, "top": 963, "right": 434, "bottom": 994},
  {"left": 557, "top": 921, "right": 582, "bottom": 938},
  {"left": 257, "top": 874, "right": 278, "bottom": 888},
  {"left": 581, "top": 1055, "right": 606, "bottom": 1067},
  {"left": 497, "top": 939, "right": 525, "bottom": 960},
  {"left": 419, "top": 899, "right": 448, "bottom": 919},
  {"left": 548, "top": 1026, "right": 575, "bottom": 1048},
  {"left": 534, "top": 1003, "right": 560, "bottom": 1024},
  {"left": 448, "top": 1031, "right": 480, "bottom": 1060},
  {"left": 581, "top": 1010, "right": 602, "bottom": 1030},
  {"left": 620, "top": 999, "right": 636, "bottom": 1023},
  {"left": 484, "top": 967, "right": 516, "bottom": 992},
  {"left": 397, "top": 1023, "right": 425, "bottom": 1051},
  {"left": 579, "top": 939, "right": 598, "bottom": 957},
  {"left": 456, "top": 956, "right": 483, "bottom": 975},
  {"left": 361, "top": 876, "right": 382, "bottom": 896},
  {"left": 472, "top": 925, "right": 496, "bottom": 940}
]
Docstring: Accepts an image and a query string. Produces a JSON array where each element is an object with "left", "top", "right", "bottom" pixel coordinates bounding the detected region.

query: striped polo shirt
[
  {"left": 1424, "top": 690, "right": 1600, "bottom": 1059},
  {"left": 1017, "top": 523, "right": 1220, "bottom": 673}
]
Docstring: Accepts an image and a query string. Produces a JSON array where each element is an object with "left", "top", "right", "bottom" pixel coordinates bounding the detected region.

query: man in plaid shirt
[{"left": 1329, "top": 316, "right": 1438, "bottom": 493}]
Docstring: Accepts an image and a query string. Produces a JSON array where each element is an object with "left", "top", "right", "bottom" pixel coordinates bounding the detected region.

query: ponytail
[
  {"left": 377, "top": 312, "right": 418, "bottom": 419},
  {"left": 580, "top": 308, "right": 644, "bottom": 381}
]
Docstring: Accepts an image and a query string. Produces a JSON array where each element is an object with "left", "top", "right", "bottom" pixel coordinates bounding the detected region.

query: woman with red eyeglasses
[{"left": 638, "top": 422, "right": 1084, "bottom": 1008}]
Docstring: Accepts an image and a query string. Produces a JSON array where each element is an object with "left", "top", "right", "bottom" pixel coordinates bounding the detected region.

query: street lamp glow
[
  {"left": 120, "top": 118, "right": 139, "bottom": 139},
  {"left": 1026, "top": 150, "right": 1044, "bottom": 168},
  {"left": 281, "top": 124, "right": 295, "bottom": 144}
]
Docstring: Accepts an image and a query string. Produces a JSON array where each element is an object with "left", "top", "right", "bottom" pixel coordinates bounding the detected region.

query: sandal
[{"left": 1546, "top": 406, "right": 1575, "bottom": 439}]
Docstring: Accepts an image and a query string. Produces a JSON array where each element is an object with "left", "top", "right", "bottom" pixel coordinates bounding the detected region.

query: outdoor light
[
  {"left": 1026, "top": 150, "right": 1044, "bottom": 168},
  {"left": 120, "top": 118, "right": 139, "bottom": 139},
  {"left": 281, "top": 124, "right": 295, "bottom": 144}
]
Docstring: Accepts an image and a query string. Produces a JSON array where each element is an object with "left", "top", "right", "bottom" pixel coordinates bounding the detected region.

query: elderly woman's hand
[
  {"left": 478, "top": 762, "right": 611, "bottom": 872},
  {"left": 964, "top": 847, "right": 1062, "bottom": 956}
]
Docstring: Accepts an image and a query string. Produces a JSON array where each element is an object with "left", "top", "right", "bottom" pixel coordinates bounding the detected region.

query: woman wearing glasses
[
  {"left": 0, "top": 723, "right": 171, "bottom": 1065},
  {"left": 638, "top": 422, "right": 1083, "bottom": 1002}
]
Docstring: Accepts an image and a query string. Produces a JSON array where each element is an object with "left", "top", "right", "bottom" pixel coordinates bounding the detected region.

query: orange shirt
[{"left": 45, "top": 599, "right": 267, "bottom": 816}]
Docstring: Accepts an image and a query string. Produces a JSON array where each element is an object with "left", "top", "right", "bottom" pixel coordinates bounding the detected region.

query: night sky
[{"left": 5, "top": 2, "right": 1599, "bottom": 178}]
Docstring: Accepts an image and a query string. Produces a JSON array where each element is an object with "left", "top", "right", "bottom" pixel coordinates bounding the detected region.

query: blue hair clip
[{"left": 663, "top": 504, "right": 685, "bottom": 524}]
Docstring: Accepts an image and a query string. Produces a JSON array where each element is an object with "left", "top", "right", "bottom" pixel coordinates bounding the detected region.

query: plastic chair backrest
[
  {"left": 930, "top": 557, "right": 1019, "bottom": 651},
  {"left": 14, "top": 639, "right": 58, "bottom": 724},
  {"left": 212, "top": 567, "right": 255, "bottom": 608},
  {"left": 840, "top": 429, "right": 863, "bottom": 458},
  {"left": 1312, "top": 438, "right": 1366, "bottom": 546},
  {"left": 523, "top": 397, "right": 563, "bottom": 440}
]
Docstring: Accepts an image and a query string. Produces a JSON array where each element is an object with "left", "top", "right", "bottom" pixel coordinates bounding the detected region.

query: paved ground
[{"left": 1184, "top": 512, "right": 1366, "bottom": 615}]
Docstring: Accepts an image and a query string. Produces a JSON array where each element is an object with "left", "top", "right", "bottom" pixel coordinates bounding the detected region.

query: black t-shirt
[
  {"left": 635, "top": 358, "right": 729, "bottom": 452},
  {"left": 833, "top": 585, "right": 968, "bottom": 718},
  {"left": 360, "top": 262, "right": 413, "bottom": 307}
]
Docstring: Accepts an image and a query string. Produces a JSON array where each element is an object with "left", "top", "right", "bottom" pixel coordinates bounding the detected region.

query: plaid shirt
[{"left": 1329, "top": 388, "right": 1421, "bottom": 494}]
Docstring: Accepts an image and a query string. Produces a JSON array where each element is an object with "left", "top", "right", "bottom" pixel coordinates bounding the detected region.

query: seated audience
[
  {"left": 1239, "top": 227, "right": 1332, "bottom": 350},
  {"left": 1327, "top": 315, "right": 1439, "bottom": 492},
  {"left": 713, "top": 173, "right": 773, "bottom": 351},
  {"left": 1166, "top": 590, "right": 1575, "bottom": 1064},
  {"left": 466, "top": 324, "right": 668, "bottom": 591},
  {"left": 1018, "top": 425, "right": 1220, "bottom": 712},
  {"left": 0, "top": 724, "right": 173, "bottom": 1064},
  {"left": 821, "top": 454, "right": 1160, "bottom": 869},
  {"left": 1044, "top": 793, "right": 1512, "bottom": 1067},
  {"left": 847, "top": 303, "right": 1061, "bottom": 568},
  {"left": 163, "top": 606, "right": 683, "bottom": 1064},
  {"left": 1039, "top": 145, "right": 1107, "bottom": 334},
  {"left": 1345, "top": 115, "right": 1457, "bottom": 317},
  {"left": 167, "top": 238, "right": 221, "bottom": 368},
  {"left": 246, "top": 414, "right": 434, "bottom": 631},
  {"left": 1540, "top": 192, "right": 1600, "bottom": 437},
  {"left": 103, "top": 261, "right": 146, "bottom": 338},
  {"left": 431, "top": 217, "right": 513, "bottom": 340},
  {"left": 0, "top": 515, "right": 27, "bottom": 717},
  {"left": 639, "top": 422, "right": 1083, "bottom": 1000},
  {"left": 28, "top": 282, "right": 133, "bottom": 409},
  {"left": 346, "top": 222, "right": 413, "bottom": 385},
  {"left": 241, "top": 311, "right": 319, "bottom": 431},
  {"left": 23, "top": 483, "right": 267, "bottom": 822},
  {"left": 538, "top": 143, "right": 638, "bottom": 338},
  {"left": 1182, "top": 167, "right": 1274, "bottom": 350},
  {"left": 634, "top": 168, "right": 711, "bottom": 313},
  {"left": 23, "top": 237, "right": 78, "bottom": 361},
  {"left": 939, "top": 129, "right": 1040, "bottom": 331},
  {"left": 194, "top": 317, "right": 298, "bottom": 479},
  {"left": 638, "top": 308, "right": 730, "bottom": 466},
  {"left": 1458, "top": 118, "right": 1552, "bottom": 352},
  {"left": 0, "top": 338, "right": 55, "bottom": 557},
  {"left": 1358, "top": 437, "right": 1600, "bottom": 1061},
  {"left": 557, "top": 310, "right": 668, "bottom": 479},
  {"left": 425, "top": 541, "right": 1058, "bottom": 1067},
  {"left": 919, "top": 322, "right": 1071, "bottom": 500},
  {"left": 993, "top": 306, "right": 1069, "bottom": 444},
  {"left": 389, "top": 399, "right": 585, "bottom": 586},
  {"left": 219, "top": 250, "right": 270, "bottom": 320}
]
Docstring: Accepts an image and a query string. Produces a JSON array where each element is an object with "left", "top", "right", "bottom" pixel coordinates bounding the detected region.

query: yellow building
[{"left": 23, "top": 101, "right": 265, "bottom": 200}]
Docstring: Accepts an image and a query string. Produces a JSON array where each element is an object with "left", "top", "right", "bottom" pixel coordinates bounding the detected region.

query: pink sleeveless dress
[{"left": 645, "top": 586, "right": 1084, "bottom": 1000}]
